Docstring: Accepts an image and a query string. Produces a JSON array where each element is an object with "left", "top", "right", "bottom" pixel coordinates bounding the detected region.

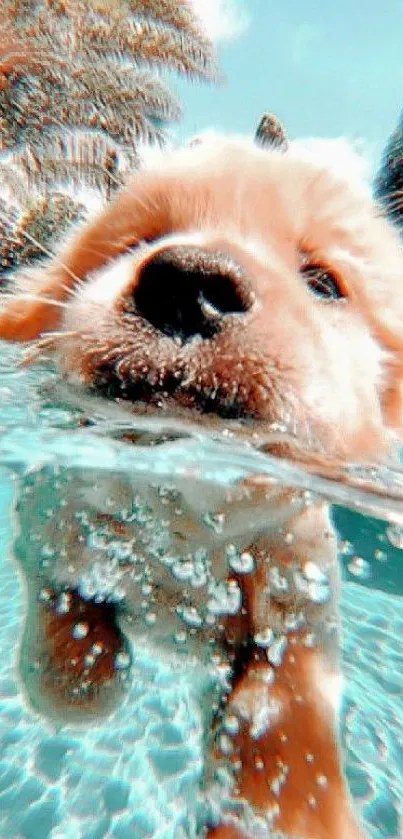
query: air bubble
[
  {"left": 203, "top": 511, "right": 225, "bottom": 534},
  {"left": 176, "top": 605, "right": 203, "bottom": 628},
  {"left": 386, "top": 524, "right": 403, "bottom": 549},
  {"left": 72, "top": 622, "right": 89, "bottom": 640},
  {"left": 56, "top": 592, "right": 72, "bottom": 614},
  {"left": 84, "top": 654, "right": 95, "bottom": 667},
  {"left": 40, "top": 544, "right": 56, "bottom": 559},
  {"left": 265, "top": 802, "right": 280, "bottom": 824},
  {"left": 207, "top": 580, "right": 241, "bottom": 617},
  {"left": 218, "top": 734, "right": 234, "bottom": 756},
  {"left": 145, "top": 612, "right": 156, "bottom": 626},
  {"left": 227, "top": 546, "right": 255, "bottom": 574},
  {"left": 172, "top": 559, "right": 194, "bottom": 582},
  {"left": 268, "top": 566, "right": 289, "bottom": 595},
  {"left": 91, "top": 642, "right": 104, "bottom": 656},
  {"left": 340, "top": 540, "right": 353, "bottom": 555},
  {"left": 115, "top": 651, "right": 131, "bottom": 670},
  {"left": 347, "top": 556, "right": 371, "bottom": 579},
  {"left": 38, "top": 588, "right": 53, "bottom": 603},
  {"left": 284, "top": 611, "right": 305, "bottom": 631},
  {"left": 303, "top": 632, "right": 317, "bottom": 648},
  {"left": 267, "top": 635, "right": 287, "bottom": 667},
  {"left": 223, "top": 714, "right": 240, "bottom": 736},
  {"left": 316, "top": 773, "right": 328, "bottom": 788},
  {"left": 303, "top": 561, "right": 328, "bottom": 583},
  {"left": 254, "top": 628, "right": 274, "bottom": 648},
  {"left": 307, "top": 581, "right": 330, "bottom": 605},
  {"left": 174, "top": 630, "right": 187, "bottom": 645}
]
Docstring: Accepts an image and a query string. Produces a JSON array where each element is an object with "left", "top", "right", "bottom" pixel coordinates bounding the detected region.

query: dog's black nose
[{"left": 132, "top": 246, "right": 253, "bottom": 341}]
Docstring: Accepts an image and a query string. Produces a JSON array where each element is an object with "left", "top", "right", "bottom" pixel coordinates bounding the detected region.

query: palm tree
[{"left": 0, "top": 0, "right": 218, "bottom": 280}]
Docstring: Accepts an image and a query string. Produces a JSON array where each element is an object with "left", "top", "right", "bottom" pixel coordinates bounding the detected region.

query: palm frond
[
  {"left": 0, "top": 192, "right": 87, "bottom": 281},
  {"left": 13, "top": 130, "right": 132, "bottom": 196},
  {"left": 0, "top": 0, "right": 219, "bottom": 288}
]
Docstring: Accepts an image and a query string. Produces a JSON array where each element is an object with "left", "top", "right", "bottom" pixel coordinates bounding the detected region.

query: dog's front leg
[{"left": 206, "top": 501, "right": 366, "bottom": 839}]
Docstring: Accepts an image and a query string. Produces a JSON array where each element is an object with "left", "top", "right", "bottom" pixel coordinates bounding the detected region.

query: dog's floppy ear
[
  {"left": 372, "top": 112, "right": 403, "bottom": 436},
  {"left": 255, "top": 112, "right": 289, "bottom": 151},
  {"left": 0, "top": 263, "right": 70, "bottom": 341},
  {"left": 0, "top": 175, "right": 171, "bottom": 341},
  {"left": 382, "top": 356, "right": 403, "bottom": 434}
]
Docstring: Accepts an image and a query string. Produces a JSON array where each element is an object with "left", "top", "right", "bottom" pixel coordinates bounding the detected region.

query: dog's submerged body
[{"left": 1, "top": 133, "right": 403, "bottom": 838}]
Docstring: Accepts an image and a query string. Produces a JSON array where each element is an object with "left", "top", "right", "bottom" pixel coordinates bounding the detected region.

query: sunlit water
[{"left": 0, "top": 344, "right": 401, "bottom": 839}]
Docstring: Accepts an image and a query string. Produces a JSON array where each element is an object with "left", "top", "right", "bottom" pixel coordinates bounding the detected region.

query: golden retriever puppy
[{"left": 1, "top": 130, "right": 403, "bottom": 839}]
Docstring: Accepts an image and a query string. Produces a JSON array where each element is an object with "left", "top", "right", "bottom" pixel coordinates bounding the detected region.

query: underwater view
[{"left": 0, "top": 2, "right": 402, "bottom": 839}]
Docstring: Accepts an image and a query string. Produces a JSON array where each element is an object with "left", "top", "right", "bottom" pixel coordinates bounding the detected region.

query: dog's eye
[{"left": 301, "top": 263, "right": 346, "bottom": 301}]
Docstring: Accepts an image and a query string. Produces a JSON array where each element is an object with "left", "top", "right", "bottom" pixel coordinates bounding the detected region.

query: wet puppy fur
[{"left": 2, "top": 132, "right": 403, "bottom": 839}]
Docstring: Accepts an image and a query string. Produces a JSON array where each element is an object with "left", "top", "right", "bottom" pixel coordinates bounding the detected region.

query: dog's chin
[{"left": 91, "top": 368, "right": 259, "bottom": 422}]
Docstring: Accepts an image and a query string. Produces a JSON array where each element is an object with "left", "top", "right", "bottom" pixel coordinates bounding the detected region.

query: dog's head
[{"left": 2, "top": 133, "right": 403, "bottom": 460}]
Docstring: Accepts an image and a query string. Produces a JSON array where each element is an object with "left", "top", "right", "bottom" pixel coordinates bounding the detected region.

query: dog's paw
[{"left": 19, "top": 585, "right": 131, "bottom": 722}]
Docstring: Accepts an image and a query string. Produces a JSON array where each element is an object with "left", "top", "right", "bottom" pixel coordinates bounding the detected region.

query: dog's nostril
[{"left": 132, "top": 246, "right": 253, "bottom": 341}]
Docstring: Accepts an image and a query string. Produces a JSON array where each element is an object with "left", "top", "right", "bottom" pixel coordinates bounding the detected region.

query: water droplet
[
  {"left": 307, "top": 794, "right": 317, "bottom": 808},
  {"left": 145, "top": 612, "right": 156, "bottom": 626},
  {"left": 316, "top": 773, "right": 328, "bottom": 788},
  {"left": 305, "top": 752, "right": 315, "bottom": 763},
  {"left": 72, "top": 622, "right": 89, "bottom": 640},
  {"left": 254, "top": 755, "right": 264, "bottom": 771},
  {"left": 374, "top": 549, "right": 387, "bottom": 562}
]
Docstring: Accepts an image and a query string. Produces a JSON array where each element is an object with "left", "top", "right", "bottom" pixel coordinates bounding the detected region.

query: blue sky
[{"left": 173, "top": 1, "right": 403, "bottom": 170}]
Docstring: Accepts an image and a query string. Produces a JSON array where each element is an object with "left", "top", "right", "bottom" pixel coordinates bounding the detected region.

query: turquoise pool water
[{"left": 0, "top": 344, "right": 401, "bottom": 839}]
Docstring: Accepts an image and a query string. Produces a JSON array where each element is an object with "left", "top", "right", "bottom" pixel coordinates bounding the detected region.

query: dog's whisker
[{"left": 19, "top": 331, "right": 79, "bottom": 367}]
